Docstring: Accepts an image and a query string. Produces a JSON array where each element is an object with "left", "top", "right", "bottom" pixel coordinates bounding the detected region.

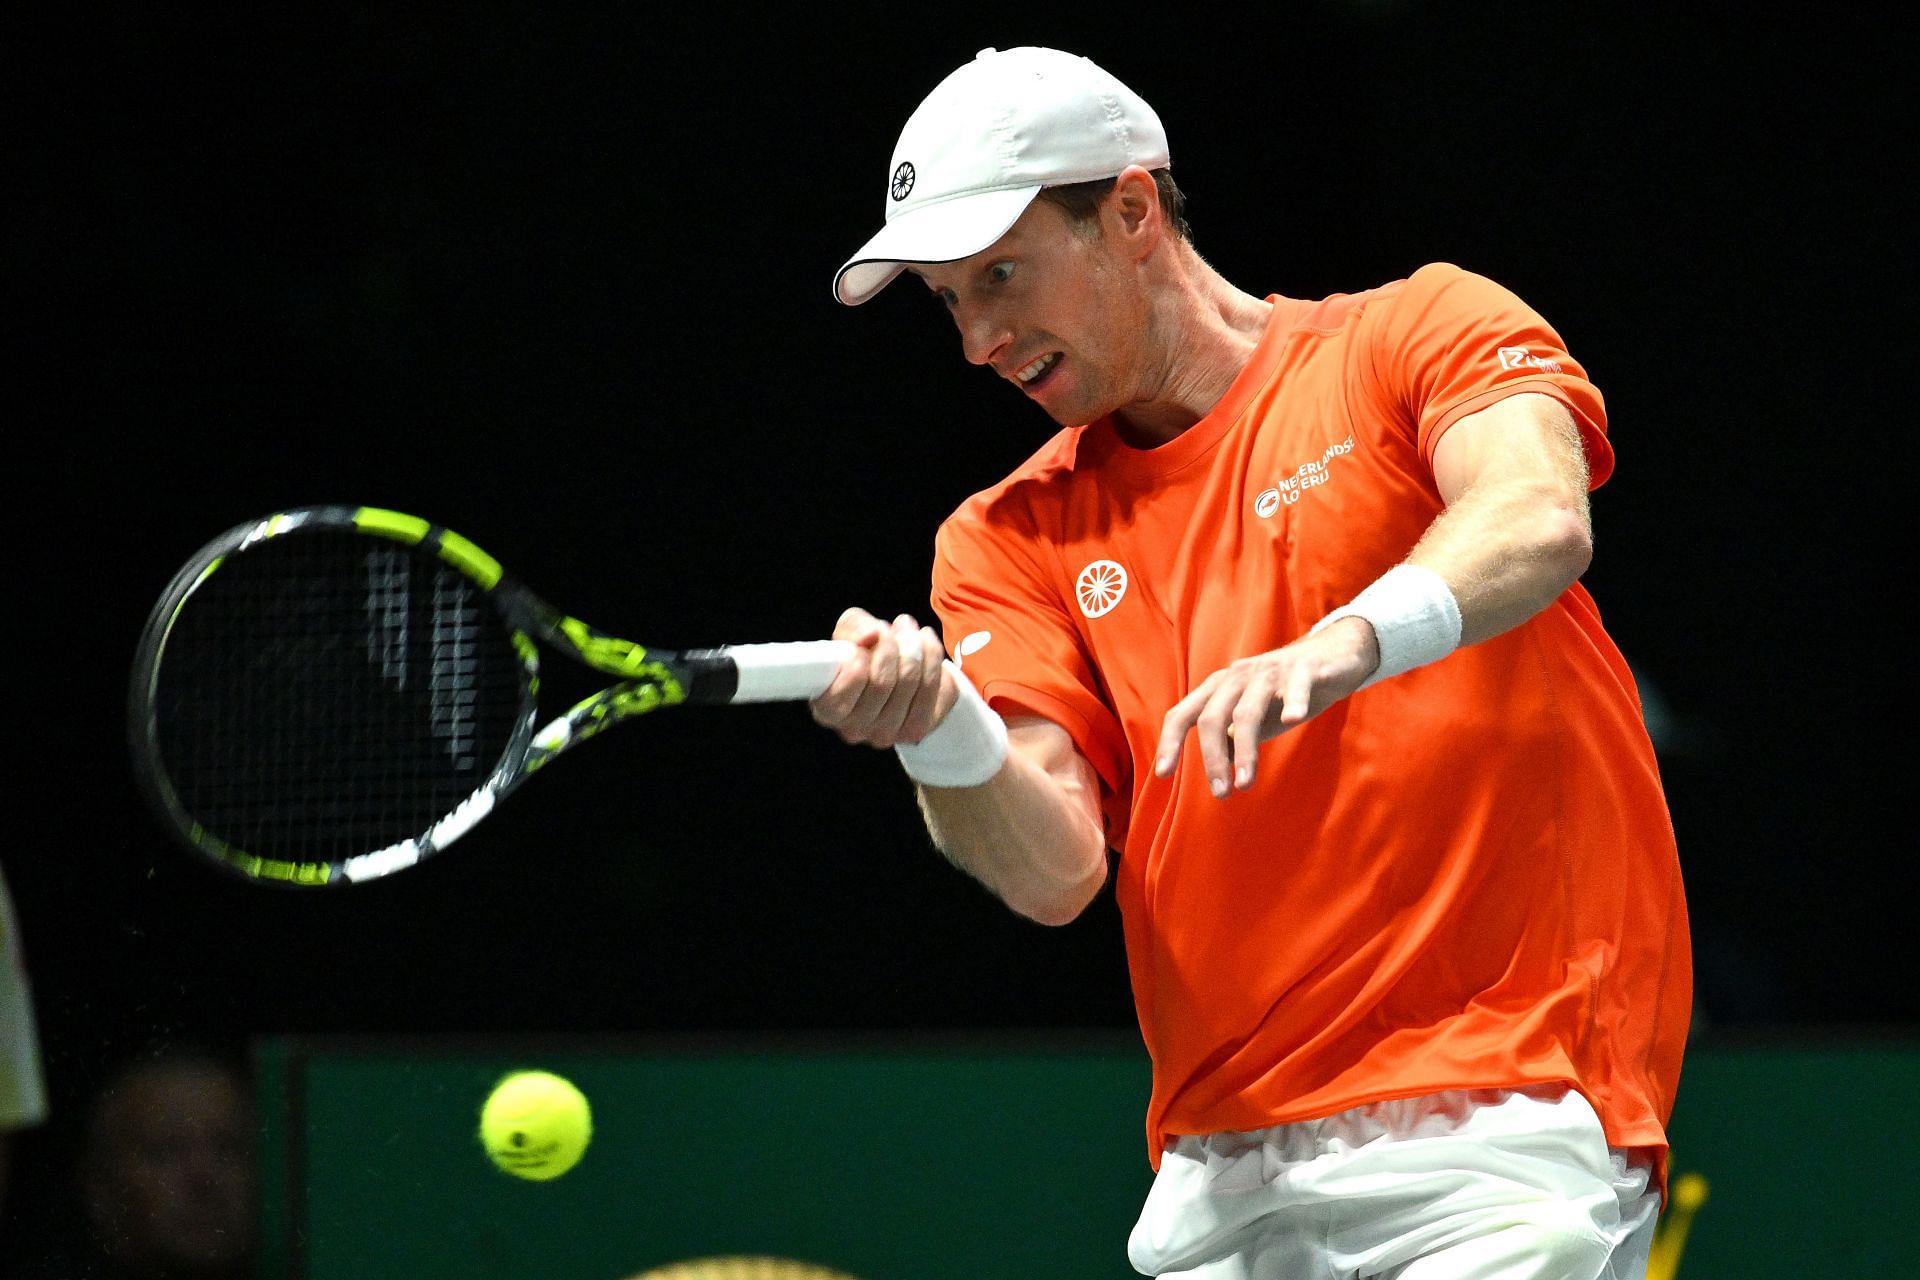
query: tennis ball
[{"left": 477, "top": 1069, "right": 592, "bottom": 1181}]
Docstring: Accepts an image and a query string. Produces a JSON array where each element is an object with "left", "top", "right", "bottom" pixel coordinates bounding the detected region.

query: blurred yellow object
[
  {"left": 626, "top": 1259, "right": 862, "bottom": 1280},
  {"left": 1646, "top": 1171, "right": 1710, "bottom": 1280}
]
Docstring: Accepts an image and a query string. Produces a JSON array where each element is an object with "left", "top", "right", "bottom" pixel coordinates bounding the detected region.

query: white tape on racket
[{"left": 728, "top": 641, "right": 858, "bottom": 702}]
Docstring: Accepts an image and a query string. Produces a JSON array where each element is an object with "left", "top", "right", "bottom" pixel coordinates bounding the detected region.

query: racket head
[{"left": 128, "top": 506, "right": 540, "bottom": 887}]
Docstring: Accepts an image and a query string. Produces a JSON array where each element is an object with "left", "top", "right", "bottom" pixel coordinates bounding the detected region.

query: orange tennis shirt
[{"left": 928, "top": 263, "right": 1692, "bottom": 1180}]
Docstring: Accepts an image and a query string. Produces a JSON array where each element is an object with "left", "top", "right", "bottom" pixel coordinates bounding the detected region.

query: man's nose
[{"left": 956, "top": 303, "right": 1012, "bottom": 368}]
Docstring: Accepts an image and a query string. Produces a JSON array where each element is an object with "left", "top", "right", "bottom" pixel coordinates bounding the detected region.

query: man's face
[
  {"left": 84, "top": 1063, "right": 257, "bottom": 1274},
  {"left": 912, "top": 196, "right": 1151, "bottom": 428}
]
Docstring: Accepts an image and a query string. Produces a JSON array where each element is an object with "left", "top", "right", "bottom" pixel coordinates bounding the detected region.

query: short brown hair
[{"left": 1035, "top": 168, "right": 1192, "bottom": 242}]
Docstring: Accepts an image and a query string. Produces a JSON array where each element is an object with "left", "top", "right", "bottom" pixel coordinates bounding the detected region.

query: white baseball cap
[{"left": 832, "top": 47, "right": 1170, "bottom": 306}]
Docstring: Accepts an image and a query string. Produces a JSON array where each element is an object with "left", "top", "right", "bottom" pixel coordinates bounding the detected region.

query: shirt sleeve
[
  {"left": 928, "top": 500, "right": 1132, "bottom": 818},
  {"left": 1370, "top": 262, "right": 1613, "bottom": 488}
]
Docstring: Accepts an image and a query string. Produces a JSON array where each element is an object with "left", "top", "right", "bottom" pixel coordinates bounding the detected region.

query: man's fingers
[
  {"left": 898, "top": 626, "right": 950, "bottom": 743},
  {"left": 1194, "top": 678, "right": 1247, "bottom": 798},
  {"left": 921, "top": 627, "right": 946, "bottom": 702},
  {"left": 1279, "top": 658, "right": 1317, "bottom": 727},
  {"left": 818, "top": 607, "right": 889, "bottom": 714},
  {"left": 1157, "top": 639, "right": 1363, "bottom": 792},
  {"left": 832, "top": 606, "right": 883, "bottom": 642},
  {"left": 1230, "top": 666, "right": 1280, "bottom": 790},
  {"left": 892, "top": 615, "right": 924, "bottom": 676},
  {"left": 810, "top": 637, "right": 869, "bottom": 726},
  {"left": 863, "top": 616, "right": 929, "bottom": 745},
  {"left": 1155, "top": 682, "right": 1210, "bottom": 778},
  {"left": 1156, "top": 671, "right": 1249, "bottom": 789},
  {"left": 812, "top": 611, "right": 947, "bottom": 748}
]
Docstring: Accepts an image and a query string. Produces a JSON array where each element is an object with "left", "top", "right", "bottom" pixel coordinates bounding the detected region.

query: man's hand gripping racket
[{"left": 127, "top": 505, "right": 852, "bottom": 887}]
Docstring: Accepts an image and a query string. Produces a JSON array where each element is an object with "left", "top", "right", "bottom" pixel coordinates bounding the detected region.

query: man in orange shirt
[{"left": 815, "top": 46, "right": 1690, "bottom": 1280}]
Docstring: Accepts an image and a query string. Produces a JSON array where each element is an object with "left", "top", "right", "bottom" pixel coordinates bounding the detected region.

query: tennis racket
[{"left": 127, "top": 505, "right": 853, "bottom": 888}]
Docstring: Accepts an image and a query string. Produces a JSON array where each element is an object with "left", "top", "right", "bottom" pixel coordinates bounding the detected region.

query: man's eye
[
  {"left": 935, "top": 288, "right": 958, "bottom": 308},
  {"left": 987, "top": 262, "right": 1015, "bottom": 284}
]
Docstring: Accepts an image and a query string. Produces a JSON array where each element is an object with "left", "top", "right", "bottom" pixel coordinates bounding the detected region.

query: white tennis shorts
[{"left": 1128, "top": 1086, "right": 1659, "bottom": 1280}]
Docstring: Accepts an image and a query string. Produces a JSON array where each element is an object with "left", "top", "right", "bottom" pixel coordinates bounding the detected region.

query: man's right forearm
[{"left": 914, "top": 720, "right": 1108, "bottom": 926}]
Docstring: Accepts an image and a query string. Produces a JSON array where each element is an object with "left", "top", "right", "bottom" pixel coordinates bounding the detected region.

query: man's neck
[{"left": 1112, "top": 253, "right": 1274, "bottom": 448}]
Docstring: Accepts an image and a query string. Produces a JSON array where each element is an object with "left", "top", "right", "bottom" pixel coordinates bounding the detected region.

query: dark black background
[{"left": 6, "top": 1, "right": 1906, "bottom": 1137}]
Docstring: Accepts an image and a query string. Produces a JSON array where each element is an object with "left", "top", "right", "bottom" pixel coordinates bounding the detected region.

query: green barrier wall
[{"left": 254, "top": 1035, "right": 1918, "bottom": 1279}]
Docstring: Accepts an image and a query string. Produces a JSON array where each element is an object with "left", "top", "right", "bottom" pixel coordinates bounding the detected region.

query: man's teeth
[{"left": 1016, "top": 353, "right": 1058, "bottom": 384}]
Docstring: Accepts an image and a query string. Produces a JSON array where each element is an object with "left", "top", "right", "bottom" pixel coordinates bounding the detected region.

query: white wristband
[
  {"left": 1311, "top": 563, "right": 1462, "bottom": 689},
  {"left": 895, "top": 661, "right": 1009, "bottom": 788}
]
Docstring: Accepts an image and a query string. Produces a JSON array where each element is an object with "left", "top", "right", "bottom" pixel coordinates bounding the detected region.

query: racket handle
[{"left": 723, "top": 640, "right": 859, "bottom": 702}]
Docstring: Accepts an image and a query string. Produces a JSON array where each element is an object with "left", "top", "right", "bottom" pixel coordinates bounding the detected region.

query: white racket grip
[
  {"left": 895, "top": 660, "right": 1009, "bottom": 788},
  {"left": 726, "top": 640, "right": 859, "bottom": 702}
]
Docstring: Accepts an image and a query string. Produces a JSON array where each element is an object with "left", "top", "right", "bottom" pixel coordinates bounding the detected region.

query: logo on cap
[{"left": 890, "top": 162, "right": 916, "bottom": 202}]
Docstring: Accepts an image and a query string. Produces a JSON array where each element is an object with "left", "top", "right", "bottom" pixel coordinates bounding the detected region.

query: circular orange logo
[{"left": 1076, "top": 560, "right": 1128, "bottom": 618}]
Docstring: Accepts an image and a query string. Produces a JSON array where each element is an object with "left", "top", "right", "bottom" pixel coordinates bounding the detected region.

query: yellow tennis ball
[{"left": 477, "top": 1070, "right": 592, "bottom": 1181}]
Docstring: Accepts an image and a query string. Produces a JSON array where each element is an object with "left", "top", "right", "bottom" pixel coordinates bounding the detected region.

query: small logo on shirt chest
[
  {"left": 1075, "top": 560, "right": 1128, "bottom": 618},
  {"left": 1254, "top": 434, "right": 1354, "bottom": 518}
]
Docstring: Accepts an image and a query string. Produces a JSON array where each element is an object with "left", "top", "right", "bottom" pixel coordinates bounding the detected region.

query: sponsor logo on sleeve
[
  {"left": 954, "top": 630, "right": 992, "bottom": 668},
  {"left": 1497, "top": 345, "right": 1563, "bottom": 373}
]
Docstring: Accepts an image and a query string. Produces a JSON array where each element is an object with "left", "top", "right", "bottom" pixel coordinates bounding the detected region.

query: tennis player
[{"left": 812, "top": 47, "right": 1691, "bottom": 1279}]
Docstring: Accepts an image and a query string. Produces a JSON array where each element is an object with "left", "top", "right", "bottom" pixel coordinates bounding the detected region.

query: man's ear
[{"left": 1103, "top": 165, "right": 1163, "bottom": 258}]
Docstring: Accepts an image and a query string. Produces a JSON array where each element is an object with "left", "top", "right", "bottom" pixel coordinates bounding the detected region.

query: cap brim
[{"left": 833, "top": 185, "right": 1042, "bottom": 305}]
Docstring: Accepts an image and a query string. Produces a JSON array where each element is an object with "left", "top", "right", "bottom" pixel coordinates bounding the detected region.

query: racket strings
[{"left": 152, "top": 533, "right": 526, "bottom": 860}]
